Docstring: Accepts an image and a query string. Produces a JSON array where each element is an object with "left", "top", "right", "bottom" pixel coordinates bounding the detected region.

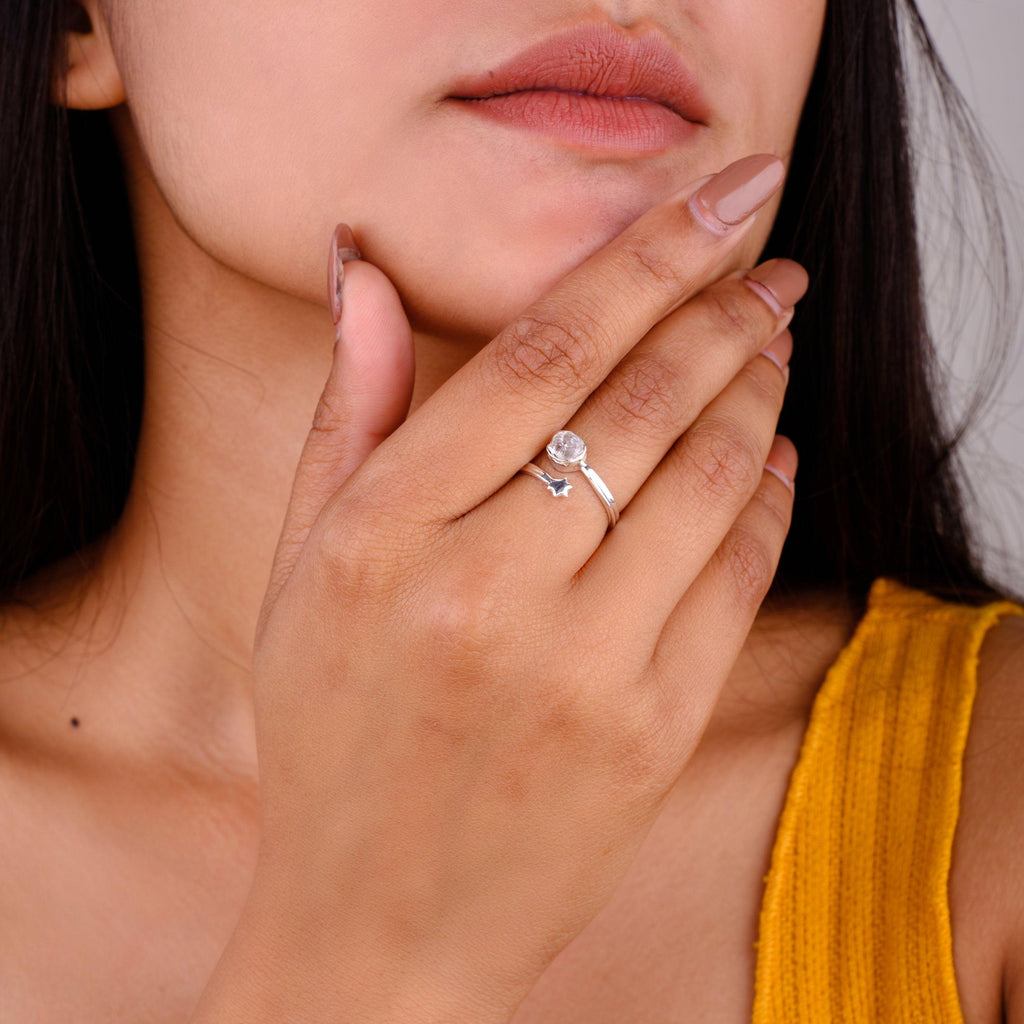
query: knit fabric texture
[{"left": 751, "top": 577, "right": 1023, "bottom": 1022}]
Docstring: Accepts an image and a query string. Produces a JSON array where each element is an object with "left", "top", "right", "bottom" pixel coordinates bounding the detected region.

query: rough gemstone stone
[{"left": 547, "top": 430, "right": 587, "bottom": 467}]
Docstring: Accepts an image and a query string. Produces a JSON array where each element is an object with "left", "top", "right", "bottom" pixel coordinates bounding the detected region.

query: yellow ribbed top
[{"left": 752, "top": 577, "right": 1023, "bottom": 1023}]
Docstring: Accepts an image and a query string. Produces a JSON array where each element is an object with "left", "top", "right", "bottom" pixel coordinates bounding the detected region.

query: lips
[{"left": 447, "top": 23, "right": 710, "bottom": 152}]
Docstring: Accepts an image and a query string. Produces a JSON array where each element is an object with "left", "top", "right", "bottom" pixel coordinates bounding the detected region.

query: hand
[{"left": 192, "top": 154, "right": 807, "bottom": 1024}]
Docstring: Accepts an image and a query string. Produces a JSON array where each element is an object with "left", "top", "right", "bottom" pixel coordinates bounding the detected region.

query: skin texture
[
  {"left": 0, "top": 0, "right": 1021, "bottom": 1021},
  {"left": 36, "top": 0, "right": 824, "bottom": 792},
  {"left": 90, "top": 0, "right": 820, "bottom": 684}
]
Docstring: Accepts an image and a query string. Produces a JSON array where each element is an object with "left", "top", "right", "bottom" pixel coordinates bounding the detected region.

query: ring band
[
  {"left": 519, "top": 431, "right": 619, "bottom": 530},
  {"left": 577, "top": 462, "right": 618, "bottom": 526},
  {"left": 521, "top": 462, "right": 574, "bottom": 498}
]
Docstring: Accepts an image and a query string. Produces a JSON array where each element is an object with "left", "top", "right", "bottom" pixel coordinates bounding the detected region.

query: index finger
[{"left": 371, "top": 153, "right": 785, "bottom": 517}]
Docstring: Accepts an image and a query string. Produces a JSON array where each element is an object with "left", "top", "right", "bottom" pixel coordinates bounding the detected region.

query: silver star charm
[{"left": 540, "top": 472, "right": 572, "bottom": 497}]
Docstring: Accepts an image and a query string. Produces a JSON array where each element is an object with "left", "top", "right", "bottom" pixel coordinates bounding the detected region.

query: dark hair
[
  {"left": 0, "top": 0, "right": 1018, "bottom": 609},
  {"left": 762, "top": 0, "right": 1019, "bottom": 606},
  {"left": 1, "top": 0, "right": 143, "bottom": 606}
]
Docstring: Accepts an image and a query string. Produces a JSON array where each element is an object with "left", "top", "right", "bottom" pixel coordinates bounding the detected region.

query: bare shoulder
[{"left": 949, "top": 611, "right": 1024, "bottom": 1023}]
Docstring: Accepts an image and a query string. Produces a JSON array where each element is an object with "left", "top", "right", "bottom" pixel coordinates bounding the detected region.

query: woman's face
[{"left": 103, "top": 0, "right": 826, "bottom": 342}]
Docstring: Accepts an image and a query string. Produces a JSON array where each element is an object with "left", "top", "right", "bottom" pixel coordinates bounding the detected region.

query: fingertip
[
  {"left": 745, "top": 259, "right": 809, "bottom": 310},
  {"left": 764, "top": 434, "right": 798, "bottom": 492},
  {"left": 686, "top": 155, "right": 786, "bottom": 236},
  {"left": 330, "top": 258, "right": 416, "bottom": 446},
  {"left": 337, "top": 260, "right": 414, "bottom": 377},
  {"left": 759, "top": 330, "right": 793, "bottom": 374},
  {"left": 328, "top": 222, "right": 363, "bottom": 325}
]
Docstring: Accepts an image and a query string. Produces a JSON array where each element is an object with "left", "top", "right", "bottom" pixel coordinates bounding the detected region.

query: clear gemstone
[{"left": 547, "top": 430, "right": 587, "bottom": 467}]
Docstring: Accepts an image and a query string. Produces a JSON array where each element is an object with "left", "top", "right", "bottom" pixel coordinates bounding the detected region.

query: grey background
[{"left": 904, "top": 0, "right": 1023, "bottom": 590}]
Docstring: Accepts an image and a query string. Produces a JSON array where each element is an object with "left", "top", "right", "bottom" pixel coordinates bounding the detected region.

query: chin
[
  {"left": 396, "top": 246, "right": 594, "bottom": 343},
  {"left": 383, "top": 194, "right": 653, "bottom": 344}
]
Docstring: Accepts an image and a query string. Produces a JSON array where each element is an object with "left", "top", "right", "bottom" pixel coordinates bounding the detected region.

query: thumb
[{"left": 261, "top": 226, "right": 414, "bottom": 621}]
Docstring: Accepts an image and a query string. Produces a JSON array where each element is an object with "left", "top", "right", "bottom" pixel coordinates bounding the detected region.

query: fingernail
[
  {"left": 759, "top": 329, "right": 793, "bottom": 373},
  {"left": 764, "top": 463, "right": 794, "bottom": 491},
  {"left": 327, "top": 222, "right": 362, "bottom": 325},
  {"left": 765, "top": 435, "right": 798, "bottom": 492},
  {"left": 689, "top": 155, "right": 785, "bottom": 235},
  {"left": 743, "top": 259, "right": 809, "bottom": 317}
]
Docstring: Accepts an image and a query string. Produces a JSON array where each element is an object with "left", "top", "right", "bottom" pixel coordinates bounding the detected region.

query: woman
[{"left": 1, "top": 0, "right": 1022, "bottom": 1020}]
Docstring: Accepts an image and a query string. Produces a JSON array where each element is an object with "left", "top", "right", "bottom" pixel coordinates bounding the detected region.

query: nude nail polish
[
  {"left": 327, "top": 222, "right": 362, "bottom": 325},
  {"left": 764, "top": 435, "right": 798, "bottom": 492},
  {"left": 760, "top": 329, "right": 794, "bottom": 373},
  {"left": 689, "top": 154, "right": 786, "bottom": 235},
  {"left": 764, "top": 463, "right": 795, "bottom": 492},
  {"left": 743, "top": 259, "right": 809, "bottom": 316}
]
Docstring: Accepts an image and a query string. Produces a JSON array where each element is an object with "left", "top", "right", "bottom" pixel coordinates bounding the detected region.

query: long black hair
[
  {"left": 0, "top": 0, "right": 1018, "bottom": 609},
  {"left": 1, "top": 0, "right": 142, "bottom": 606},
  {"left": 762, "top": 0, "right": 1019, "bottom": 605}
]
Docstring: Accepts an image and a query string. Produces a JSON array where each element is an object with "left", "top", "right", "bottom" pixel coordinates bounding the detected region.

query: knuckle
[
  {"left": 614, "top": 232, "right": 689, "bottom": 295},
  {"left": 657, "top": 677, "right": 704, "bottom": 751},
  {"left": 751, "top": 476, "right": 795, "bottom": 533},
  {"left": 613, "top": 698, "right": 675, "bottom": 788},
  {"left": 494, "top": 310, "right": 605, "bottom": 403},
  {"left": 639, "top": 672, "right": 704, "bottom": 770},
  {"left": 312, "top": 493, "right": 410, "bottom": 597},
  {"left": 703, "top": 286, "right": 764, "bottom": 342},
  {"left": 408, "top": 538, "right": 527, "bottom": 686},
  {"left": 310, "top": 389, "right": 349, "bottom": 437},
  {"left": 414, "top": 593, "right": 498, "bottom": 682},
  {"left": 604, "top": 352, "right": 682, "bottom": 435},
  {"left": 566, "top": 685, "right": 665, "bottom": 791},
  {"left": 680, "top": 417, "right": 763, "bottom": 509},
  {"left": 718, "top": 527, "right": 776, "bottom": 611},
  {"left": 741, "top": 357, "right": 787, "bottom": 409}
]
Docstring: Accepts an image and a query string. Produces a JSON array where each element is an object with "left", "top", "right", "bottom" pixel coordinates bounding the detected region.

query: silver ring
[
  {"left": 520, "top": 462, "right": 574, "bottom": 498},
  {"left": 519, "top": 430, "right": 619, "bottom": 529}
]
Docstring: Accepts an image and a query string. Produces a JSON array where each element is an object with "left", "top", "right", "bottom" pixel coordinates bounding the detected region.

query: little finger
[{"left": 644, "top": 441, "right": 797, "bottom": 745}]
